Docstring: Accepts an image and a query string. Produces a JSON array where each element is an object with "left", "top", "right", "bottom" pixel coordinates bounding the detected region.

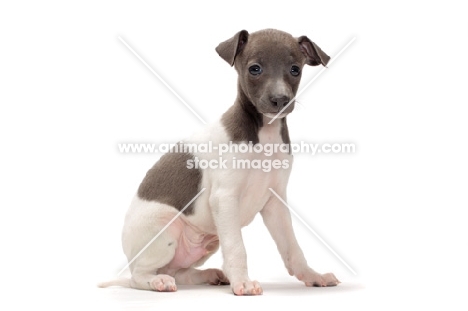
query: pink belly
[
  {"left": 165, "top": 219, "right": 218, "bottom": 270},
  {"left": 170, "top": 239, "right": 208, "bottom": 268}
]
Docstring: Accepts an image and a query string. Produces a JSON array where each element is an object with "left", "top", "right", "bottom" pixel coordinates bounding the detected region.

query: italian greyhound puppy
[{"left": 99, "top": 29, "right": 339, "bottom": 295}]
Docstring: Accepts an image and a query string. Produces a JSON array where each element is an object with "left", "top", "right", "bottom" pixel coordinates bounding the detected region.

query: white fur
[
  {"left": 99, "top": 115, "right": 339, "bottom": 295},
  {"left": 187, "top": 117, "right": 291, "bottom": 232},
  {"left": 100, "top": 29, "right": 340, "bottom": 294}
]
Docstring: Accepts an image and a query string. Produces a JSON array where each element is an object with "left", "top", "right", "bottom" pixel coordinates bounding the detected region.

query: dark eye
[
  {"left": 249, "top": 65, "right": 262, "bottom": 75},
  {"left": 290, "top": 65, "right": 301, "bottom": 76}
]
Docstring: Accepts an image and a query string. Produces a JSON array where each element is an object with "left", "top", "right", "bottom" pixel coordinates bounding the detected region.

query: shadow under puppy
[{"left": 99, "top": 29, "right": 339, "bottom": 295}]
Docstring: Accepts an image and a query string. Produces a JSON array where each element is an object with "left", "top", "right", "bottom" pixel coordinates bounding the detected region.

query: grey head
[{"left": 216, "top": 29, "right": 330, "bottom": 119}]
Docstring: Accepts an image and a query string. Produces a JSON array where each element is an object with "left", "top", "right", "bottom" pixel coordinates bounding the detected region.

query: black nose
[{"left": 270, "top": 95, "right": 290, "bottom": 108}]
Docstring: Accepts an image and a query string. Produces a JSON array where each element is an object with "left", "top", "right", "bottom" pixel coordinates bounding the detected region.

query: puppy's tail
[{"left": 97, "top": 278, "right": 131, "bottom": 288}]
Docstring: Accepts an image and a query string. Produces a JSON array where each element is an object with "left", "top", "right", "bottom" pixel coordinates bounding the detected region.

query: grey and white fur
[{"left": 99, "top": 29, "right": 339, "bottom": 295}]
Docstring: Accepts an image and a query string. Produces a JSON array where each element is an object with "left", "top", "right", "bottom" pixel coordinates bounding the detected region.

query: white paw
[
  {"left": 298, "top": 271, "right": 340, "bottom": 287},
  {"left": 150, "top": 274, "right": 177, "bottom": 292},
  {"left": 231, "top": 280, "right": 263, "bottom": 295}
]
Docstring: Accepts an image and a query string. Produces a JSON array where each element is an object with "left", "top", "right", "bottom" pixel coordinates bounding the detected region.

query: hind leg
[
  {"left": 122, "top": 199, "right": 183, "bottom": 291},
  {"left": 132, "top": 273, "right": 177, "bottom": 292},
  {"left": 175, "top": 268, "right": 229, "bottom": 285},
  {"left": 172, "top": 238, "right": 227, "bottom": 285},
  {"left": 126, "top": 229, "right": 179, "bottom": 291},
  {"left": 128, "top": 238, "right": 178, "bottom": 291}
]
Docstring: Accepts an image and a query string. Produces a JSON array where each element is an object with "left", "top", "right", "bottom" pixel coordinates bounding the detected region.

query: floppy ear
[
  {"left": 216, "top": 30, "right": 249, "bottom": 66},
  {"left": 298, "top": 36, "right": 330, "bottom": 66}
]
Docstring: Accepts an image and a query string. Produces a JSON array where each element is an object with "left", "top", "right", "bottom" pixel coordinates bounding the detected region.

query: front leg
[
  {"left": 210, "top": 193, "right": 263, "bottom": 295},
  {"left": 260, "top": 190, "right": 340, "bottom": 287}
]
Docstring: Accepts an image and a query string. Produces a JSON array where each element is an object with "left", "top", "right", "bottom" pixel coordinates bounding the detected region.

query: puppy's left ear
[
  {"left": 298, "top": 36, "right": 330, "bottom": 66},
  {"left": 216, "top": 30, "right": 249, "bottom": 66}
]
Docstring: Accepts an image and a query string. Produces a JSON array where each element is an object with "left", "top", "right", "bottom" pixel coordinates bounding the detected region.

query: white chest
[
  {"left": 188, "top": 118, "right": 293, "bottom": 230},
  {"left": 235, "top": 120, "right": 292, "bottom": 225}
]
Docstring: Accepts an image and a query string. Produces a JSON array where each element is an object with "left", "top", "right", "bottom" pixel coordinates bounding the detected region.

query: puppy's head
[{"left": 216, "top": 29, "right": 330, "bottom": 119}]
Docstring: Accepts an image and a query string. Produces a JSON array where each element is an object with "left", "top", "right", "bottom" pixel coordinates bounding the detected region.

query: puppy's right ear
[{"left": 216, "top": 30, "right": 249, "bottom": 66}]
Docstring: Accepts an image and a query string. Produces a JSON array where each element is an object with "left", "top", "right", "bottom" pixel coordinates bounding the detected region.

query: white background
[{"left": 1, "top": 1, "right": 467, "bottom": 310}]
